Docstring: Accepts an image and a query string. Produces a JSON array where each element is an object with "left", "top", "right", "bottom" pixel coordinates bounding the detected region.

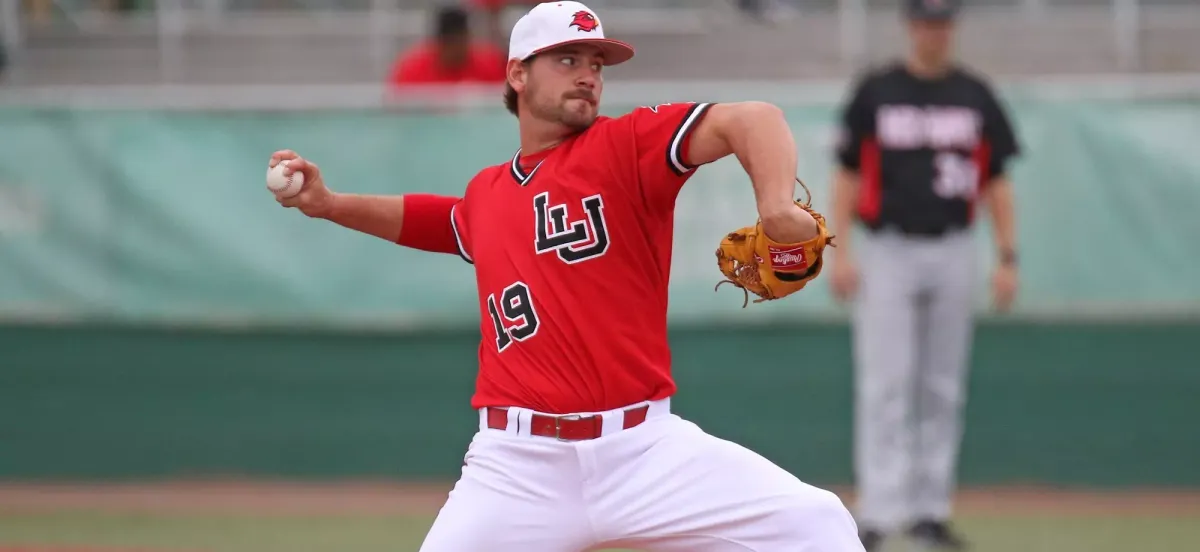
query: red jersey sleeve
[
  {"left": 398, "top": 193, "right": 473, "bottom": 264},
  {"left": 627, "top": 102, "right": 716, "bottom": 213}
]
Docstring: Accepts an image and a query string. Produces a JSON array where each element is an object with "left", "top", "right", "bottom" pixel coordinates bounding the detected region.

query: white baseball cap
[{"left": 508, "top": 1, "right": 635, "bottom": 66}]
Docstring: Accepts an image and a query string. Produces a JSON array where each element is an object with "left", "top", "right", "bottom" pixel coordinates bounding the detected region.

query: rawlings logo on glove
[
  {"left": 714, "top": 178, "right": 835, "bottom": 307},
  {"left": 768, "top": 246, "right": 809, "bottom": 270}
]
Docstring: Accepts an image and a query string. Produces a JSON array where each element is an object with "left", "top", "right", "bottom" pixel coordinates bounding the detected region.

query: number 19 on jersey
[{"left": 487, "top": 281, "right": 541, "bottom": 352}]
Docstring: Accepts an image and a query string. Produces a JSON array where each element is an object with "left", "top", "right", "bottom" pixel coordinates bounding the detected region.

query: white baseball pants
[{"left": 419, "top": 398, "right": 864, "bottom": 551}]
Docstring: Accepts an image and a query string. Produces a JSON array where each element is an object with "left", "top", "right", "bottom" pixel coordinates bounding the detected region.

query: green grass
[
  {"left": 0, "top": 512, "right": 433, "bottom": 551},
  {"left": 0, "top": 511, "right": 1197, "bottom": 551}
]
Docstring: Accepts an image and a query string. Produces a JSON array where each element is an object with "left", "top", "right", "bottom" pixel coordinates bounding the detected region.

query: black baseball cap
[{"left": 905, "top": 0, "right": 961, "bottom": 20}]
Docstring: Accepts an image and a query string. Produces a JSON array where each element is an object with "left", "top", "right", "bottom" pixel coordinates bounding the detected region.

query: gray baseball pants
[{"left": 851, "top": 228, "right": 977, "bottom": 531}]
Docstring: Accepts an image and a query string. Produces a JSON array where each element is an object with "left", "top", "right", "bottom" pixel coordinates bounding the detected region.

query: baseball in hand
[{"left": 266, "top": 161, "right": 305, "bottom": 198}]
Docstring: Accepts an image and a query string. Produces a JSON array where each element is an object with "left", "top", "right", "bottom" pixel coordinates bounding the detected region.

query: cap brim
[{"left": 530, "top": 38, "right": 636, "bottom": 66}]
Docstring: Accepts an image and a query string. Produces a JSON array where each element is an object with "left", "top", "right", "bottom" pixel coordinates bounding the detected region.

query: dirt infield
[
  {"left": 1, "top": 481, "right": 1198, "bottom": 518},
  {"left": 0, "top": 548, "right": 204, "bottom": 552}
]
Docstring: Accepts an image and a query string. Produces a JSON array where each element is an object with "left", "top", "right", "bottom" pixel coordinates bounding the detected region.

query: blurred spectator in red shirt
[{"left": 387, "top": 5, "right": 506, "bottom": 87}]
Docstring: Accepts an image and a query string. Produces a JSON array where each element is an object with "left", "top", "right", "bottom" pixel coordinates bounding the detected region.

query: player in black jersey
[{"left": 830, "top": 0, "right": 1021, "bottom": 550}]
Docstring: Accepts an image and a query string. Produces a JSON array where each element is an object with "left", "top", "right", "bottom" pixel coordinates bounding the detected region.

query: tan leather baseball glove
[{"left": 714, "top": 179, "right": 835, "bottom": 307}]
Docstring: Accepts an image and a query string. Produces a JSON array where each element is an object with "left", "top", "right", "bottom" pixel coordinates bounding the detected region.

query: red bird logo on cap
[{"left": 570, "top": 11, "right": 599, "bottom": 32}]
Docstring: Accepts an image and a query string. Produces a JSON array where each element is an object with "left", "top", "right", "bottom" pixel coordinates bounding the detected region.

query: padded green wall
[{"left": 3, "top": 321, "right": 1196, "bottom": 487}]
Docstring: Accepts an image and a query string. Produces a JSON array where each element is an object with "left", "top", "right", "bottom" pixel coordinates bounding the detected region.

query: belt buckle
[{"left": 554, "top": 414, "right": 585, "bottom": 442}]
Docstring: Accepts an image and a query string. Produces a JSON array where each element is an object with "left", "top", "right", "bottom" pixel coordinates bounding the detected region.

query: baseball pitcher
[{"left": 269, "top": 2, "right": 857, "bottom": 550}]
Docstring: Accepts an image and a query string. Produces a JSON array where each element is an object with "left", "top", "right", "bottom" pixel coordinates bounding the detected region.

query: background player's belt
[
  {"left": 485, "top": 405, "right": 651, "bottom": 441},
  {"left": 872, "top": 223, "right": 962, "bottom": 237}
]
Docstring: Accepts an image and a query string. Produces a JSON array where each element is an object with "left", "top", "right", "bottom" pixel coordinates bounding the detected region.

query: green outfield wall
[{"left": 2, "top": 321, "right": 1197, "bottom": 487}]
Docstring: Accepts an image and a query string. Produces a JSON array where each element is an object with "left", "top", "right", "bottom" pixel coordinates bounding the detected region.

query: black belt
[{"left": 867, "top": 223, "right": 965, "bottom": 237}]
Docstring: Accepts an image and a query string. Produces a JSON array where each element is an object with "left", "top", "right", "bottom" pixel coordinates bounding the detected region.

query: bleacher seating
[{"left": 2, "top": 0, "right": 1199, "bottom": 86}]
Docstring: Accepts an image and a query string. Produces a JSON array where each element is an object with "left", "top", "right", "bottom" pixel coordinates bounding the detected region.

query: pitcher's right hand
[{"left": 269, "top": 150, "right": 335, "bottom": 219}]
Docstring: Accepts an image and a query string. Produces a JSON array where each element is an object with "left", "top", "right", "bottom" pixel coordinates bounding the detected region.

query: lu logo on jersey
[
  {"left": 485, "top": 191, "right": 609, "bottom": 354},
  {"left": 533, "top": 191, "right": 610, "bottom": 264}
]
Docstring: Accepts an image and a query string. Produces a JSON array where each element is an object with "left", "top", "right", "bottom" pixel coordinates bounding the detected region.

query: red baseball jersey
[{"left": 439, "top": 102, "right": 714, "bottom": 414}]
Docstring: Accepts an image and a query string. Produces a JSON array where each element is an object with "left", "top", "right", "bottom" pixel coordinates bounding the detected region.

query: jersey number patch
[
  {"left": 533, "top": 191, "right": 610, "bottom": 264},
  {"left": 487, "top": 281, "right": 540, "bottom": 352},
  {"left": 933, "top": 152, "right": 981, "bottom": 199}
]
